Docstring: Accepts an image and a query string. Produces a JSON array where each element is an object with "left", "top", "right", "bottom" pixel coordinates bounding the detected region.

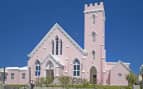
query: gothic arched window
[
  {"left": 52, "top": 40, "right": 54, "bottom": 55},
  {"left": 73, "top": 59, "right": 80, "bottom": 77},
  {"left": 35, "top": 60, "right": 40, "bottom": 76},
  {"left": 55, "top": 36, "right": 59, "bottom": 55},
  {"left": 92, "top": 50, "right": 95, "bottom": 60},
  {"left": 92, "top": 32, "right": 96, "bottom": 42},
  {"left": 60, "top": 40, "right": 62, "bottom": 55}
]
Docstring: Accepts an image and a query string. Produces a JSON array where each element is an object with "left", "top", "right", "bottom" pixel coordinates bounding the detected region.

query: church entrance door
[
  {"left": 46, "top": 69, "right": 54, "bottom": 80},
  {"left": 90, "top": 66, "right": 97, "bottom": 84},
  {"left": 45, "top": 61, "right": 54, "bottom": 80}
]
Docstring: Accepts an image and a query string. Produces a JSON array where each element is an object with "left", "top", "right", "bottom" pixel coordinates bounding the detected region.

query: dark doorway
[
  {"left": 46, "top": 69, "right": 54, "bottom": 80},
  {"left": 90, "top": 66, "right": 97, "bottom": 84}
]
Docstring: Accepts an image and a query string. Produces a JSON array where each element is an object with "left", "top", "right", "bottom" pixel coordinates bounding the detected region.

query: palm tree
[{"left": 126, "top": 72, "right": 137, "bottom": 87}]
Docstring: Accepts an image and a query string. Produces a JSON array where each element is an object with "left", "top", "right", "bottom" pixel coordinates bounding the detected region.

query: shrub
[
  {"left": 36, "top": 77, "right": 53, "bottom": 87},
  {"left": 140, "top": 80, "right": 143, "bottom": 89},
  {"left": 81, "top": 79, "right": 89, "bottom": 87},
  {"left": 4, "top": 84, "right": 27, "bottom": 89},
  {"left": 126, "top": 72, "right": 137, "bottom": 87},
  {"left": 45, "top": 77, "right": 53, "bottom": 86},
  {"left": 58, "top": 76, "right": 70, "bottom": 88}
]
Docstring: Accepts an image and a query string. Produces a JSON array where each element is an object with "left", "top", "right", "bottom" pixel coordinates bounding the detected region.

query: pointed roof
[
  {"left": 50, "top": 54, "right": 64, "bottom": 66},
  {"left": 110, "top": 61, "right": 131, "bottom": 72},
  {"left": 28, "top": 23, "right": 85, "bottom": 57},
  {"left": 41, "top": 54, "right": 64, "bottom": 67}
]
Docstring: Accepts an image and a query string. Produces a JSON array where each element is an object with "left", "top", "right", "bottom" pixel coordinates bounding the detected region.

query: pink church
[{"left": 0, "top": 2, "right": 131, "bottom": 86}]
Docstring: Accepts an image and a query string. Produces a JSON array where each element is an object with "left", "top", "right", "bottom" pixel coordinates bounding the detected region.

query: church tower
[{"left": 84, "top": 2, "right": 106, "bottom": 84}]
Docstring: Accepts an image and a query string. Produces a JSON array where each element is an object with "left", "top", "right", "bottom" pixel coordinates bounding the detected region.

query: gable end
[{"left": 28, "top": 23, "right": 85, "bottom": 57}]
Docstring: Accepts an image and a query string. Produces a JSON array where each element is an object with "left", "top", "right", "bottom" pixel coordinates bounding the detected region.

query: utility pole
[
  {"left": 3, "top": 67, "right": 5, "bottom": 84},
  {"left": 29, "top": 67, "right": 31, "bottom": 84}
]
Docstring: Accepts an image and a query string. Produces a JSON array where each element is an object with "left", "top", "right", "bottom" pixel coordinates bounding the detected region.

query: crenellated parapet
[{"left": 84, "top": 2, "right": 104, "bottom": 13}]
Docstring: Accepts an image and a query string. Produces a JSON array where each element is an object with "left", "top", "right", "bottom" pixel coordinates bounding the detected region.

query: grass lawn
[{"left": 47, "top": 84, "right": 131, "bottom": 89}]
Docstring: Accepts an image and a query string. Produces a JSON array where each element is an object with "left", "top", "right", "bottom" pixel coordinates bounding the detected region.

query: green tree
[
  {"left": 140, "top": 65, "right": 143, "bottom": 89},
  {"left": 140, "top": 65, "right": 143, "bottom": 81},
  {"left": 126, "top": 72, "right": 137, "bottom": 87}
]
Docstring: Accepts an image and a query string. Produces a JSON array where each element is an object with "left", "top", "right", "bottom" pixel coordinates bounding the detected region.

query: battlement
[{"left": 84, "top": 2, "right": 104, "bottom": 13}]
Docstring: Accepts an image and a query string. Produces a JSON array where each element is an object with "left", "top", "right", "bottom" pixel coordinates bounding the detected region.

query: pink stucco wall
[
  {"left": 84, "top": 2, "right": 106, "bottom": 84},
  {"left": 109, "top": 63, "right": 129, "bottom": 86},
  {"left": 4, "top": 67, "right": 28, "bottom": 84}
]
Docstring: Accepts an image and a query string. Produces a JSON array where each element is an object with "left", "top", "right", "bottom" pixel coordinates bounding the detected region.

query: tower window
[
  {"left": 92, "top": 14, "right": 96, "bottom": 24},
  {"left": 92, "top": 50, "right": 95, "bottom": 60},
  {"left": 92, "top": 32, "right": 96, "bottom": 42}
]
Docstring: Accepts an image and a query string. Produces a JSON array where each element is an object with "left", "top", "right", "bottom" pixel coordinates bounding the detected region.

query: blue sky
[{"left": 0, "top": 0, "right": 143, "bottom": 74}]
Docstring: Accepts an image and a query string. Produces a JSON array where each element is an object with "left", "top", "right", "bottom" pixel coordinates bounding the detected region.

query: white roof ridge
[{"left": 55, "top": 23, "right": 84, "bottom": 54}]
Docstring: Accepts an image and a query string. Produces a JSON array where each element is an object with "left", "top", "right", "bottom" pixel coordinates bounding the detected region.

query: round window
[{"left": 118, "top": 73, "right": 122, "bottom": 77}]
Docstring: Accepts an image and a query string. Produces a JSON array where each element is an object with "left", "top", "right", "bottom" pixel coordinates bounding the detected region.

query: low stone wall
[
  {"left": 34, "top": 87, "right": 93, "bottom": 89},
  {"left": 35, "top": 87, "right": 61, "bottom": 89},
  {"left": 133, "top": 85, "right": 140, "bottom": 89}
]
